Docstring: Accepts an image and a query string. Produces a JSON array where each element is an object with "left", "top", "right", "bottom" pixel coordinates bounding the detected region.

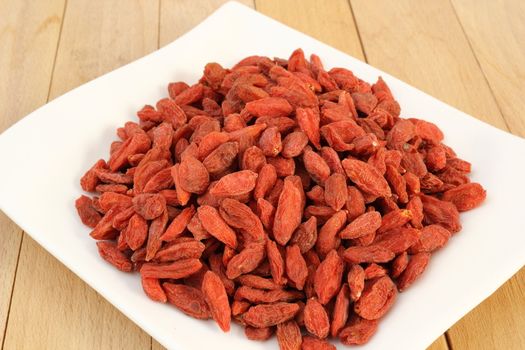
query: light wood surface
[
  {"left": 1, "top": 1, "right": 524, "bottom": 349},
  {"left": 0, "top": 0, "right": 66, "bottom": 346}
]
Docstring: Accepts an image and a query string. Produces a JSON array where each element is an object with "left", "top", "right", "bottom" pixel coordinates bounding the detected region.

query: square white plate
[{"left": 1, "top": 2, "right": 524, "bottom": 349}]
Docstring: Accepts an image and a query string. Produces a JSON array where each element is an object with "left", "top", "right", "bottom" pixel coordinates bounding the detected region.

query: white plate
[{"left": 0, "top": 2, "right": 524, "bottom": 349}]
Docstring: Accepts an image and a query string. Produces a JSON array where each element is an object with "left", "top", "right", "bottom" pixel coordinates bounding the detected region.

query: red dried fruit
[
  {"left": 407, "top": 195, "right": 424, "bottom": 228},
  {"left": 96, "top": 241, "right": 132, "bottom": 272},
  {"left": 276, "top": 320, "right": 302, "bottom": 350},
  {"left": 374, "top": 227, "right": 420, "bottom": 254},
  {"left": 245, "top": 97, "right": 293, "bottom": 118},
  {"left": 296, "top": 107, "right": 321, "bottom": 149},
  {"left": 302, "top": 336, "right": 336, "bottom": 350},
  {"left": 202, "top": 271, "right": 231, "bottom": 332},
  {"left": 402, "top": 151, "right": 428, "bottom": 178},
  {"left": 126, "top": 213, "right": 148, "bottom": 250},
  {"left": 177, "top": 156, "right": 210, "bottom": 194},
  {"left": 364, "top": 263, "right": 387, "bottom": 279},
  {"left": 304, "top": 297, "right": 330, "bottom": 339},
  {"left": 339, "top": 316, "right": 378, "bottom": 345},
  {"left": 254, "top": 164, "right": 278, "bottom": 200},
  {"left": 330, "top": 284, "right": 350, "bottom": 337},
  {"left": 243, "top": 302, "right": 300, "bottom": 328},
  {"left": 156, "top": 98, "right": 187, "bottom": 128},
  {"left": 174, "top": 83, "right": 204, "bottom": 105},
  {"left": 232, "top": 300, "right": 250, "bottom": 316},
  {"left": 148, "top": 212, "right": 172, "bottom": 259},
  {"left": 210, "top": 170, "right": 258, "bottom": 197},
  {"left": 235, "top": 286, "right": 303, "bottom": 304},
  {"left": 282, "top": 131, "right": 309, "bottom": 158},
  {"left": 141, "top": 258, "right": 202, "bottom": 279},
  {"left": 241, "top": 146, "right": 266, "bottom": 173},
  {"left": 75, "top": 195, "right": 102, "bottom": 228},
  {"left": 99, "top": 192, "right": 133, "bottom": 212},
  {"left": 141, "top": 276, "right": 167, "bottom": 303},
  {"left": 286, "top": 245, "right": 308, "bottom": 290},
  {"left": 226, "top": 243, "right": 266, "bottom": 279},
  {"left": 81, "top": 159, "right": 107, "bottom": 191},
  {"left": 198, "top": 205, "right": 238, "bottom": 248},
  {"left": 378, "top": 209, "right": 412, "bottom": 234},
  {"left": 324, "top": 173, "right": 347, "bottom": 211},
  {"left": 347, "top": 264, "right": 365, "bottom": 301},
  {"left": 316, "top": 210, "right": 347, "bottom": 256},
  {"left": 163, "top": 282, "right": 210, "bottom": 319},
  {"left": 219, "top": 198, "right": 265, "bottom": 243},
  {"left": 259, "top": 126, "right": 282, "bottom": 157},
  {"left": 343, "top": 245, "right": 395, "bottom": 264},
  {"left": 257, "top": 198, "right": 275, "bottom": 229},
  {"left": 346, "top": 186, "right": 366, "bottom": 221},
  {"left": 340, "top": 211, "right": 381, "bottom": 239},
  {"left": 132, "top": 193, "right": 166, "bottom": 220},
  {"left": 303, "top": 147, "right": 330, "bottom": 184},
  {"left": 397, "top": 252, "right": 431, "bottom": 291},
  {"left": 267, "top": 156, "right": 296, "bottom": 178},
  {"left": 409, "top": 224, "right": 451, "bottom": 254},
  {"left": 421, "top": 194, "right": 461, "bottom": 233},
  {"left": 391, "top": 251, "right": 409, "bottom": 278},
  {"left": 203, "top": 141, "right": 239, "bottom": 177},
  {"left": 267, "top": 239, "right": 286, "bottom": 285},
  {"left": 237, "top": 274, "right": 281, "bottom": 290},
  {"left": 354, "top": 275, "right": 396, "bottom": 320},
  {"left": 290, "top": 217, "right": 318, "bottom": 254},
  {"left": 442, "top": 182, "right": 486, "bottom": 211},
  {"left": 154, "top": 240, "right": 204, "bottom": 262},
  {"left": 314, "top": 250, "right": 344, "bottom": 305},
  {"left": 108, "top": 132, "right": 151, "bottom": 171},
  {"left": 245, "top": 326, "right": 274, "bottom": 341},
  {"left": 273, "top": 176, "right": 303, "bottom": 245},
  {"left": 159, "top": 205, "right": 194, "bottom": 241},
  {"left": 77, "top": 50, "right": 486, "bottom": 347},
  {"left": 342, "top": 158, "right": 391, "bottom": 197}
]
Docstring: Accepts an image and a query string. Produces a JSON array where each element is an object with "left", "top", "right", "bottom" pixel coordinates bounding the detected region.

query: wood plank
[
  {"left": 350, "top": 0, "right": 507, "bottom": 131},
  {"left": 445, "top": 2, "right": 525, "bottom": 347},
  {"left": 0, "top": 213, "right": 23, "bottom": 348},
  {"left": 49, "top": 0, "right": 160, "bottom": 99},
  {"left": 152, "top": 339, "right": 165, "bottom": 350},
  {"left": 0, "top": 0, "right": 65, "bottom": 346},
  {"left": 447, "top": 268, "right": 525, "bottom": 350},
  {"left": 451, "top": 0, "right": 525, "bottom": 137},
  {"left": 3, "top": 238, "right": 151, "bottom": 350},
  {"left": 350, "top": 0, "right": 523, "bottom": 349},
  {"left": 427, "top": 336, "right": 450, "bottom": 350},
  {"left": 159, "top": 0, "right": 254, "bottom": 47},
  {"left": 3, "top": 1, "right": 159, "bottom": 349},
  {"left": 255, "top": 0, "right": 365, "bottom": 60}
]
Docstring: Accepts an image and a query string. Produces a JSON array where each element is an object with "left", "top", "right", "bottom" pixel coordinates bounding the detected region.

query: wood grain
[
  {"left": 1, "top": 1, "right": 524, "bottom": 349},
  {"left": 255, "top": 0, "right": 365, "bottom": 61},
  {"left": 3, "top": 237, "right": 151, "bottom": 350},
  {"left": 159, "top": 0, "right": 254, "bottom": 47},
  {"left": 350, "top": 0, "right": 524, "bottom": 349},
  {"left": 350, "top": 0, "right": 508, "bottom": 131},
  {"left": 446, "top": 1, "right": 525, "bottom": 349},
  {"left": 447, "top": 268, "right": 525, "bottom": 350},
  {"left": 451, "top": 0, "right": 525, "bottom": 137},
  {"left": 427, "top": 336, "right": 450, "bottom": 350},
  {"left": 0, "top": 0, "right": 65, "bottom": 346},
  {"left": 3, "top": 1, "right": 159, "bottom": 349}
]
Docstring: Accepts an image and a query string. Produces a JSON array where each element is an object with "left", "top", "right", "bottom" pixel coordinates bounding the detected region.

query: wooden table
[{"left": 1, "top": 1, "right": 524, "bottom": 349}]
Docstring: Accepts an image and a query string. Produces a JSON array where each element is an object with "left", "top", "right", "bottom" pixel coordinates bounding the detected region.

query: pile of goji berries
[{"left": 75, "top": 49, "right": 486, "bottom": 349}]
